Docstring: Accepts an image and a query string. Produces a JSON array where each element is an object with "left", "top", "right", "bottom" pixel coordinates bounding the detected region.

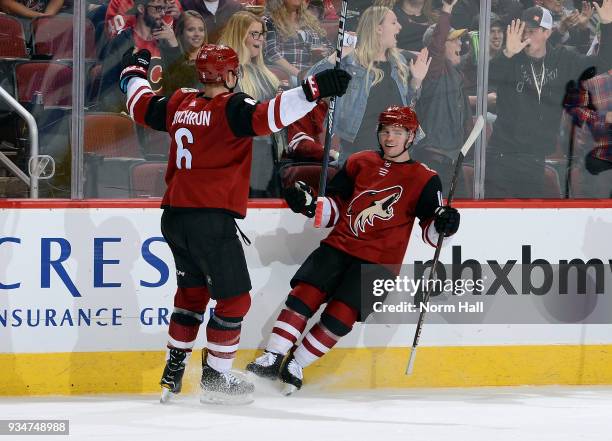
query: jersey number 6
[{"left": 175, "top": 128, "right": 193, "bottom": 169}]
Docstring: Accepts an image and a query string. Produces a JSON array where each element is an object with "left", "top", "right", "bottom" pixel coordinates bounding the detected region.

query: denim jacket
[{"left": 307, "top": 53, "right": 421, "bottom": 143}]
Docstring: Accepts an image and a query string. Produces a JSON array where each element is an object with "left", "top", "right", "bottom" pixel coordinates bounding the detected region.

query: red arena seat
[
  {"left": 0, "top": 14, "right": 27, "bottom": 58},
  {"left": 32, "top": 16, "right": 96, "bottom": 60},
  {"left": 84, "top": 112, "right": 142, "bottom": 158},
  {"left": 279, "top": 161, "right": 339, "bottom": 193},
  {"left": 129, "top": 161, "right": 167, "bottom": 198},
  {"left": 15, "top": 62, "right": 73, "bottom": 106}
]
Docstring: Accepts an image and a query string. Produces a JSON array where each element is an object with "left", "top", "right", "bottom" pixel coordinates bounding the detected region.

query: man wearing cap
[
  {"left": 485, "top": 2, "right": 612, "bottom": 198},
  {"left": 413, "top": 0, "right": 472, "bottom": 195}
]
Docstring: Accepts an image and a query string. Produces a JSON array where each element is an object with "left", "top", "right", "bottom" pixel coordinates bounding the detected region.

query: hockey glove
[
  {"left": 433, "top": 206, "right": 460, "bottom": 237},
  {"left": 301, "top": 69, "right": 351, "bottom": 102},
  {"left": 119, "top": 48, "right": 151, "bottom": 94},
  {"left": 284, "top": 181, "right": 316, "bottom": 218}
]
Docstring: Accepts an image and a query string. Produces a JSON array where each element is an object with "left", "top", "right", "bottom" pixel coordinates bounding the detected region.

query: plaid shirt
[
  {"left": 263, "top": 16, "right": 329, "bottom": 72},
  {"left": 564, "top": 70, "right": 612, "bottom": 162}
]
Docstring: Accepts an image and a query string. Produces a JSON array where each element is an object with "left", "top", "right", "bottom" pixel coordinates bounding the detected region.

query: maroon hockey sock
[
  {"left": 205, "top": 293, "right": 251, "bottom": 372},
  {"left": 293, "top": 300, "right": 358, "bottom": 368},
  {"left": 167, "top": 287, "right": 210, "bottom": 350},
  {"left": 266, "top": 308, "right": 308, "bottom": 355},
  {"left": 266, "top": 284, "right": 328, "bottom": 354},
  {"left": 293, "top": 322, "right": 339, "bottom": 368}
]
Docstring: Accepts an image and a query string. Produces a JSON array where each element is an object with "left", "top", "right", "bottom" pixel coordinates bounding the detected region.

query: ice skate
[
  {"left": 159, "top": 348, "right": 188, "bottom": 403},
  {"left": 280, "top": 354, "right": 303, "bottom": 396},
  {"left": 246, "top": 350, "right": 284, "bottom": 380},
  {"left": 200, "top": 358, "right": 255, "bottom": 405}
]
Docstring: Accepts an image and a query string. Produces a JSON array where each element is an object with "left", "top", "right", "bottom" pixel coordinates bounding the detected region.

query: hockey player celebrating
[
  {"left": 118, "top": 44, "right": 351, "bottom": 404},
  {"left": 246, "top": 106, "right": 460, "bottom": 394}
]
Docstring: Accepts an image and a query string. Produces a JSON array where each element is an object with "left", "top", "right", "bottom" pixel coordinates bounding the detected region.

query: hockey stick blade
[{"left": 461, "top": 115, "right": 485, "bottom": 157}]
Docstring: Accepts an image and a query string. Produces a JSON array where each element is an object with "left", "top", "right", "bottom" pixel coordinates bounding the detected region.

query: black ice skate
[
  {"left": 279, "top": 354, "right": 303, "bottom": 396},
  {"left": 159, "top": 348, "right": 189, "bottom": 403},
  {"left": 246, "top": 351, "right": 284, "bottom": 380},
  {"left": 200, "top": 354, "right": 255, "bottom": 405}
]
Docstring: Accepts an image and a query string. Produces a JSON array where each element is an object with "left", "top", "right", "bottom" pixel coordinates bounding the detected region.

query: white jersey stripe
[
  {"left": 266, "top": 96, "right": 280, "bottom": 132},
  {"left": 126, "top": 77, "right": 152, "bottom": 118},
  {"left": 128, "top": 87, "right": 152, "bottom": 119},
  {"left": 278, "top": 87, "right": 317, "bottom": 127},
  {"left": 423, "top": 221, "right": 439, "bottom": 247}
]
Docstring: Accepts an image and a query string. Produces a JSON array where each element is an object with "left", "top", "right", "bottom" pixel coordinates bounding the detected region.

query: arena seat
[
  {"left": 83, "top": 112, "right": 147, "bottom": 197},
  {"left": 543, "top": 164, "right": 561, "bottom": 198},
  {"left": 138, "top": 127, "right": 171, "bottom": 160},
  {"left": 461, "top": 163, "right": 474, "bottom": 198},
  {"left": 279, "top": 161, "right": 339, "bottom": 193},
  {"left": 0, "top": 14, "right": 28, "bottom": 58},
  {"left": 32, "top": 15, "right": 96, "bottom": 60},
  {"left": 84, "top": 112, "right": 142, "bottom": 158},
  {"left": 129, "top": 161, "right": 167, "bottom": 198},
  {"left": 15, "top": 61, "right": 72, "bottom": 106},
  {"left": 87, "top": 63, "right": 102, "bottom": 106}
]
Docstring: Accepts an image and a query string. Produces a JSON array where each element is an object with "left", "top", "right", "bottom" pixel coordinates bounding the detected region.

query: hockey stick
[
  {"left": 405, "top": 115, "right": 485, "bottom": 375},
  {"left": 313, "top": 0, "right": 349, "bottom": 228}
]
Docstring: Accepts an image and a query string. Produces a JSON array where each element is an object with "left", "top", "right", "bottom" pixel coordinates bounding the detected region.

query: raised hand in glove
[
  {"left": 433, "top": 206, "right": 460, "bottom": 237},
  {"left": 284, "top": 181, "right": 316, "bottom": 218},
  {"left": 119, "top": 48, "right": 151, "bottom": 93},
  {"left": 302, "top": 69, "right": 352, "bottom": 102}
]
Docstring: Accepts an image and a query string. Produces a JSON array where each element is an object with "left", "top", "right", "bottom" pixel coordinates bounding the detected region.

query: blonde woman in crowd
[
  {"left": 219, "top": 11, "right": 280, "bottom": 101},
  {"left": 308, "top": 5, "right": 431, "bottom": 162},
  {"left": 160, "top": 10, "right": 208, "bottom": 92},
  {"left": 219, "top": 11, "right": 284, "bottom": 197},
  {"left": 263, "top": 0, "right": 331, "bottom": 84}
]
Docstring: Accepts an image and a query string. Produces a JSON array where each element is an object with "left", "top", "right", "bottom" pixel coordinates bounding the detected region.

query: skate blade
[
  {"left": 160, "top": 386, "right": 176, "bottom": 404},
  {"left": 246, "top": 369, "right": 279, "bottom": 381},
  {"left": 281, "top": 384, "right": 298, "bottom": 396},
  {"left": 199, "top": 390, "right": 254, "bottom": 406}
]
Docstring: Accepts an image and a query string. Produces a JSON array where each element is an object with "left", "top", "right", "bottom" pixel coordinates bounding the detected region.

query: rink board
[{"left": 1, "top": 200, "right": 612, "bottom": 395}]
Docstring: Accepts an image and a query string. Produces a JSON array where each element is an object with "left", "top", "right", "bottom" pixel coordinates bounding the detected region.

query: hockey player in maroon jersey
[
  {"left": 246, "top": 106, "right": 460, "bottom": 394},
  {"left": 118, "top": 44, "right": 351, "bottom": 404}
]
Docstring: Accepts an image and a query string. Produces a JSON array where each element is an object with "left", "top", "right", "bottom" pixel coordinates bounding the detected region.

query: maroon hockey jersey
[
  {"left": 125, "top": 78, "right": 318, "bottom": 217},
  {"left": 320, "top": 150, "right": 442, "bottom": 267}
]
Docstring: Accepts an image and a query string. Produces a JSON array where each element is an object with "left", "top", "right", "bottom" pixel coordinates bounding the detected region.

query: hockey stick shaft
[
  {"left": 564, "top": 124, "right": 575, "bottom": 198},
  {"left": 314, "top": 0, "right": 348, "bottom": 228},
  {"left": 406, "top": 116, "right": 484, "bottom": 375}
]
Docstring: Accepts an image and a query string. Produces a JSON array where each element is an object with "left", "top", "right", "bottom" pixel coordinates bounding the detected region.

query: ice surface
[{"left": 1, "top": 385, "right": 611, "bottom": 441}]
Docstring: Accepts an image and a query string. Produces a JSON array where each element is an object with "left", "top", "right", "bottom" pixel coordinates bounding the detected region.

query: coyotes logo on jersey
[{"left": 346, "top": 185, "right": 403, "bottom": 237}]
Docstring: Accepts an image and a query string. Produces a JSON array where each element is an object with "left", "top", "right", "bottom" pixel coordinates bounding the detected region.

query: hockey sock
[
  {"left": 167, "top": 287, "right": 209, "bottom": 351},
  {"left": 293, "top": 300, "right": 358, "bottom": 368},
  {"left": 266, "top": 283, "right": 327, "bottom": 355},
  {"left": 206, "top": 293, "right": 251, "bottom": 373}
]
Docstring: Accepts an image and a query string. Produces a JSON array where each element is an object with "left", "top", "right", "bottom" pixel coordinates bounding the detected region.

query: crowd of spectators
[{"left": 0, "top": 0, "right": 610, "bottom": 198}]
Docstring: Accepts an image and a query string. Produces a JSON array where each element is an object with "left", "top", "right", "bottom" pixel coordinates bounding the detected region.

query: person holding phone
[{"left": 100, "top": 0, "right": 178, "bottom": 111}]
